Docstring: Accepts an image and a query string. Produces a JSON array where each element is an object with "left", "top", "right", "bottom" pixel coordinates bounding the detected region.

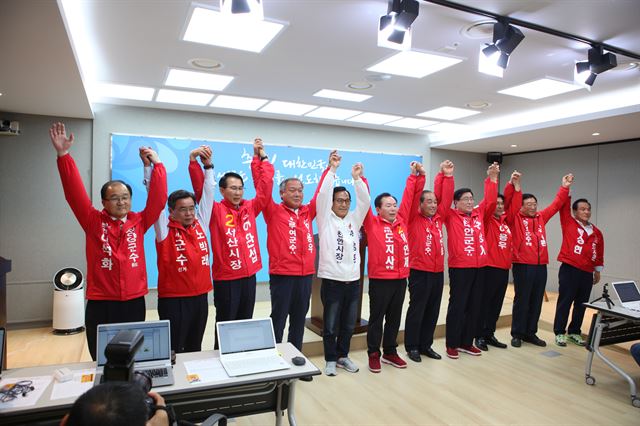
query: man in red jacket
[
  {"left": 504, "top": 171, "right": 572, "bottom": 348},
  {"left": 189, "top": 138, "right": 274, "bottom": 348},
  {"left": 553, "top": 195, "right": 604, "bottom": 347},
  {"left": 475, "top": 190, "right": 512, "bottom": 351},
  {"left": 435, "top": 160, "right": 499, "bottom": 359},
  {"left": 50, "top": 122, "right": 167, "bottom": 360},
  {"left": 145, "top": 146, "right": 214, "bottom": 353},
  {"left": 259, "top": 144, "right": 326, "bottom": 352},
  {"left": 402, "top": 161, "right": 448, "bottom": 362},
  {"left": 363, "top": 176, "right": 411, "bottom": 373}
]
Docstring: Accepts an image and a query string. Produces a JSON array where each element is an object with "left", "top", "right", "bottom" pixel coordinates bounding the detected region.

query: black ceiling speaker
[{"left": 486, "top": 152, "right": 503, "bottom": 164}]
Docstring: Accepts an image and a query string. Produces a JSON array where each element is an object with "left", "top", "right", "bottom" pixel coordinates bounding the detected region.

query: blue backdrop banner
[{"left": 111, "top": 134, "right": 421, "bottom": 286}]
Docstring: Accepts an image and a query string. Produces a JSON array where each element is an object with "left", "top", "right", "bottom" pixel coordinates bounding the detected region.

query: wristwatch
[{"left": 203, "top": 164, "right": 214, "bottom": 170}]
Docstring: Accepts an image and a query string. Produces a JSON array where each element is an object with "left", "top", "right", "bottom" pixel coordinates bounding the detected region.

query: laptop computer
[
  {"left": 611, "top": 281, "right": 640, "bottom": 312},
  {"left": 217, "top": 318, "right": 290, "bottom": 377},
  {"left": 95, "top": 320, "right": 174, "bottom": 387}
]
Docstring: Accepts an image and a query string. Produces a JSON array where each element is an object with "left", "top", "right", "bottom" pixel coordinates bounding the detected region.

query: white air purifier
[{"left": 52, "top": 268, "right": 85, "bottom": 335}]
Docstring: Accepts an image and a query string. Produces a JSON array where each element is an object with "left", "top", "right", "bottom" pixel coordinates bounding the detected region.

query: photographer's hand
[{"left": 146, "top": 392, "right": 170, "bottom": 426}]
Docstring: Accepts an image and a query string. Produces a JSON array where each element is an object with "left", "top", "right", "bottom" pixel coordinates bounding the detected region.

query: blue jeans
[{"left": 321, "top": 279, "right": 360, "bottom": 362}]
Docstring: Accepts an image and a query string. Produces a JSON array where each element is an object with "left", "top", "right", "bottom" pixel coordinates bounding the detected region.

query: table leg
[
  {"left": 275, "top": 382, "right": 283, "bottom": 426},
  {"left": 287, "top": 380, "right": 297, "bottom": 426}
]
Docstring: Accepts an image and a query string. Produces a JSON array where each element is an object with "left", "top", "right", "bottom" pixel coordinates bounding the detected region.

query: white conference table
[{"left": 0, "top": 342, "right": 321, "bottom": 425}]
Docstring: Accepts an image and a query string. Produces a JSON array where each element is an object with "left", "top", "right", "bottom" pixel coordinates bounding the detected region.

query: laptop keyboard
[
  {"left": 144, "top": 367, "right": 169, "bottom": 378},
  {"left": 224, "top": 356, "right": 286, "bottom": 373}
]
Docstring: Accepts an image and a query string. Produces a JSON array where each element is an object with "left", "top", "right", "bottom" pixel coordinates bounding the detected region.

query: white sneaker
[
  {"left": 325, "top": 361, "right": 337, "bottom": 376},
  {"left": 337, "top": 357, "right": 359, "bottom": 373}
]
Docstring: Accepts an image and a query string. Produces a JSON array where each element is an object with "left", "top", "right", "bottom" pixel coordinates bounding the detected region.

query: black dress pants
[
  {"left": 158, "top": 293, "right": 209, "bottom": 353},
  {"left": 367, "top": 278, "right": 407, "bottom": 355},
  {"left": 404, "top": 269, "right": 444, "bottom": 352},
  {"left": 478, "top": 266, "right": 509, "bottom": 338},
  {"left": 445, "top": 267, "right": 484, "bottom": 348},
  {"left": 553, "top": 263, "right": 593, "bottom": 335},
  {"left": 511, "top": 263, "right": 547, "bottom": 338}
]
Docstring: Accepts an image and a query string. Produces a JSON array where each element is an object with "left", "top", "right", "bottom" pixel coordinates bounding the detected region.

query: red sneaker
[
  {"left": 368, "top": 353, "right": 381, "bottom": 373},
  {"left": 381, "top": 353, "right": 407, "bottom": 369},
  {"left": 446, "top": 347, "right": 459, "bottom": 359},
  {"left": 458, "top": 345, "right": 482, "bottom": 356}
]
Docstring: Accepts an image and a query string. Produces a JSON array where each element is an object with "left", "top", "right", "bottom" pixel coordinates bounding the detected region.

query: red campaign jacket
[
  {"left": 57, "top": 154, "right": 167, "bottom": 301},
  {"left": 363, "top": 176, "right": 410, "bottom": 279},
  {"left": 189, "top": 157, "right": 274, "bottom": 281},
  {"left": 484, "top": 213, "right": 513, "bottom": 270},
  {"left": 504, "top": 182, "right": 569, "bottom": 265},
  {"left": 435, "top": 173, "right": 497, "bottom": 268},
  {"left": 261, "top": 167, "right": 328, "bottom": 276},
  {"left": 403, "top": 173, "right": 445, "bottom": 273},
  {"left": 557, "top": 197, "right": 604, "bottom": 273},
  {"left": 156, "top": 218, "right": 212, "bottom": 298}
]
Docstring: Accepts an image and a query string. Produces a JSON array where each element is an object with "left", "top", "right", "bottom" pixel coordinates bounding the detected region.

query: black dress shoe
[
  {"left": 407, "top": 349, "right": 422, "bottom": 363},
  {"left": 299, "top": 375, "right": 314, "bottom": 382},
  {"left": 475, "top": 338, "right": 488, "bottom": 351},
  {"left": 486, "top": 335, "right": 508, "bottom": 349},
  {"left": 420, "top": 348, "right": 442, "bottom": 360},
  {"left": 511, "top": 337, "right": 522, "bottom": 348},
  {"left": 523, "top": 335, "right": 547, "bottom": 347}
]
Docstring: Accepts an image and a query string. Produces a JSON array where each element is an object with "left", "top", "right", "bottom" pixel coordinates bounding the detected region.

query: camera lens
[{"left": 132, "top": 371, "right": 152, "bottom": 393}]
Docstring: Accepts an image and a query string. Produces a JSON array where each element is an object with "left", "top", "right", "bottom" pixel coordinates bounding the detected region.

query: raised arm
[
  {"left": 196, "top": 147, "right": 215, "bottom": 229},
  {"left": 434, "top": 160, "right": 454, "bottom": 219},
  {"left": 478, "top": 162, "right": 499, "bottom": 217},
  {"left": 188, "top": 146, "right": 207, "bottom": 202},
  {"left": 399, "top": 161, "right": 425, "bottom": 223},
  {"left": 504, "top": 170, "right": 522, "bottom": 224},
  {"left": 139, "top": 147, "right": 167, "bottom": 231},
  {"left": 142, "top": 148, "right": 169, "bottom": 242},
  {"left": 51, "top": 122, "right": 93, "bottom": 230},
  {"left": 250, "top": 138, "right": 275, "bottom": 215},
  {"left": 539, "top": 173, "right": 572, "bottom": 224},
  {"left": 316, "top": 150, "right": 340, "bottom": 225},
  {"left": 352, "top": 162, "right": 371, "bottom": 227}
]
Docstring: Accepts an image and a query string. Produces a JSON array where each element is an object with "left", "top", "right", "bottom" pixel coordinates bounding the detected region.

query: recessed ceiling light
[
  {"left": 460, "top": 20, "right": 494, "bottom": 39},
  {"left": 0, "top": 92, "right": 3, "bottom": 96},
  {"left": 210, "top": 95, "right": 268, "bottom": 111},
  {"left": 385, "top": 118, "right": 439, "bottom": 129},
  {"left": 188, "top": 58, "right": 223, "bottom": 70},
  {"left": 423, "top": 122, "right": 468, "bottom": 133},
  {"left": 510, "top": 144, "right": 518, "bottom": 147},
  {"left": 165, "top": 68, "right": 233, "bottom": 91},
  {"left": 259, "top": 101, "right": 317, "bottom": 116},
  {"left": 347, "top": 81, "right": 373, "bottom": 90},
  {"left": 418, "top": 106, "right": 480, "bottom": 120},
  {"left": 305, "top": 107, "right": 362, "bottom": 120},
  {"left": 498, "top": 78, "right": 582, "bottom": 100},
  {"left": 347, "top": 112, "right": 402, "bottom": 125},
  {"left": 592, "top": 132, "right": 600, "bottom": 136},
  {"left": 313, "top": 89, "right": 371, "bottom": 103},
  {"left": 183, "top": 6, "right": 285, "bottom": 53},
  {"left": 465, "top": 100, "right": 491, "bottom": 109},
  {"left": 366, "top": 50, "right": 463, "bottom": 78},
  {"left": 92, "top": 83, "right": 155, "bottom": 101},
  {"left": 156, "top": 89, "right": 214, "bottom": 106}
]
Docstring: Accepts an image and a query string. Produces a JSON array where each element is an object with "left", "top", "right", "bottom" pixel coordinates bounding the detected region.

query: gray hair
[{"left": 279, "top": 177, "right": 303, "bottom": 192}]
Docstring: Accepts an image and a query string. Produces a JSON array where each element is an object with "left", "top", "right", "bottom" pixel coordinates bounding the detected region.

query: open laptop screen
[
  {"left": 96, "top": 321, "right": 171, "bottom": 366},
  {"left": 613, "top": 282, "right": 640, "bottom": 303},
  {"left": 218, "top": 319, "right": 276, "bottom": 355}
]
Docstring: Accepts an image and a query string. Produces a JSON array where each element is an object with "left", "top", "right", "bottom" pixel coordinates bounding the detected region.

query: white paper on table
[
  {"left": 50, "top": 369, "right": 97, "bottom": 400},
  {"left": 0, "top": 376, "right": 53, "bottom": 410},
  {"left": 183, "top": 357, "right": 229, "bottom": 384}
]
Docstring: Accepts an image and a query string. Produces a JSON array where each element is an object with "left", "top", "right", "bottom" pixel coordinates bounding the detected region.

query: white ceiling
[{"left": 1, "top": 0, "right": 639, "bottom": 153}]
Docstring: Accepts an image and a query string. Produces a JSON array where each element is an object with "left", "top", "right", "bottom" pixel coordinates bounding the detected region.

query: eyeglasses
[
  {"left": 334, "top": 198, "right": 351, "bottom": 205},
  {"left": 105, "top": 195, "right": 130, "bottom": 203},
  {"left": 226, "top": 186, "right": 244, "bottom": 192},
  {"left": 176, "top": 206, "right": 197, "bottom": 214}
]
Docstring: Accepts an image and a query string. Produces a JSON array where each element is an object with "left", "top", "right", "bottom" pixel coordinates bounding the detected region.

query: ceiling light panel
[
  {"left": 418, "top": 106, "right": 480, "bottom": 120},
  {"left": 92, "top": 83, "right": 155, "bottom": 101},
  {"left": 259, "top": 101, "right": 318, "bottom": 116},
  {"left": 156, "top": 89, "right": 214, "bottom": 106},
  {"left": 424, "top": 122, "right": 468, "bottom": 133},
  {"left": 385, "top": 118, "right": 439, "bottom": 129},
  {"left": 183, "top": 7, "right": 285, "bottom": 53},
  {"left": 305, "top": 107, "right": 362, "bottom": 120},
  {"left": 347, "top": 112, "right": 402, "bottom": 125},
  {"left": 165, "top": 68, "right": 234, "bottom": 91},
  {"left": 210, "top": 95, "right": 268, "bottom": 110},
  {"left": 367, "top": 51, "right": 463, "bottom": 78},
  {"left": 498, "top": 78, "right": 582, "bottom": 100},
  {"left": 313, "top": 89, "right": 371, "bottom": 102}
]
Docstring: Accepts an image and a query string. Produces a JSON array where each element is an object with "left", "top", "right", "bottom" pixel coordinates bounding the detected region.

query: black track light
[
  {"left": 575, "top": 45, "right": 617, "bottom": 87},
  {"left": 482, "top": 21, "right": 525, "bottom": 70},
  {"left": 378, "top": 0, "right": 420, "bottom": 50}
]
